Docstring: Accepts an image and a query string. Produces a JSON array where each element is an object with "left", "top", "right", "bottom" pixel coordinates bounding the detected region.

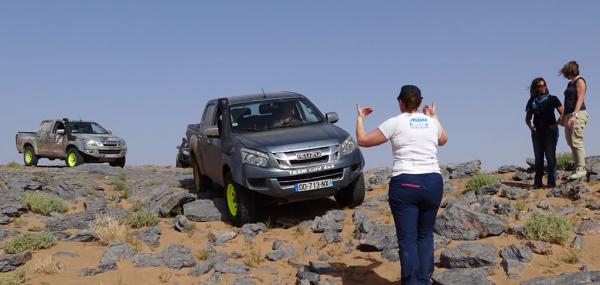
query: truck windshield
[
  {"left": 67, "top": 122, "right": 109, "bottom": 134},
  {"left": 230, "top": 98, "right": 324, "bottom": 132}
]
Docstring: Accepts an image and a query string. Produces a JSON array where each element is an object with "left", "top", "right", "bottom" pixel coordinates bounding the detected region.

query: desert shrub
[
  {"left": 4, "top": 231, "right": 56, "bottom": 254},
  {"left": 123, "top": 209, "right": 160, "bottom": 229},
  {"left": 243, "top": 250, "right": 264, "bottom": 267},
  {"left": 89, "top": 215, "right": 129, "bottom": 246},
  {"left": 515, "top": 199, "right": 528, "bottom": 212},
  {"left": 5, "top": 161, "right": 21, "bottom": 168},
  {"left": 523, "top": 212, "right": 574, "bottom": 244},
  {"left": 465, "top": 172, "right": 499, "bottom": 193},
  {"left": 23, "top": 192, "right": 68, "bottom": 216},
  {"left": 114, "top": 171, "right": 131, "bottom": 199},
  {"left": 556, "top": 152, "right": 574, "bottom": 170},
  {"left": 0, "top": 269, "right": 25, "bottom": 285}
]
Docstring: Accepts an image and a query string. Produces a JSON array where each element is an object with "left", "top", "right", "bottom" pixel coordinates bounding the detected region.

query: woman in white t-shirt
[{"left": 356, "top": 85, "right": 448, "bottom": 285}]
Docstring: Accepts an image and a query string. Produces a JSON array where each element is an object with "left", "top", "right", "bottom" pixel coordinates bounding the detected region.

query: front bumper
[
  {"left": 240, "top": 150, "right": 364, "bottom": 203},
  {"left": 82, "top": 147, "right": 127, "bottom": 161}
]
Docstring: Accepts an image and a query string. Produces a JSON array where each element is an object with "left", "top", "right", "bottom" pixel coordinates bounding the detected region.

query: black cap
[{"left": 397, "top": 85, "right": 422, "bottom": 101}]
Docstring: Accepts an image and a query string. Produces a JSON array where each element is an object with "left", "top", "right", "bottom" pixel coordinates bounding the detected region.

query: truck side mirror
[
  {"left": 108, "top": 130, "right": 112, "bottom": 135},
  {"left": 204, "top": 127, "right": 220, "bottom": 138},
  {"left": 326, "top": 112, "right": 339, "bottom": 124},
  {"left": 56, "top": 129, "right": 65, "bottom": 135}
]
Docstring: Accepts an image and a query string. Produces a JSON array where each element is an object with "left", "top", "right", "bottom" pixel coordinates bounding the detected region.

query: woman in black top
[
  {"left": 560, "top": 61, "right": 589, "bottom": 180},
  {"left": 525, "top": 77, "right": 564, "bottom": 188}
]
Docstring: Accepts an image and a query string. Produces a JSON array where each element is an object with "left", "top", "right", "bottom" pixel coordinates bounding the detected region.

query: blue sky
[{"left": 1, "top": 1, "right": 598, "bottom": 170}]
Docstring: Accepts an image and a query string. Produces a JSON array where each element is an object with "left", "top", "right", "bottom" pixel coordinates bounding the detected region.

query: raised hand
[
  {"left": 356, "top": 104, "right": 374, "bottom": 119},
  {"left": 423, "top": 101, "right": 437, "bottom": 117}
]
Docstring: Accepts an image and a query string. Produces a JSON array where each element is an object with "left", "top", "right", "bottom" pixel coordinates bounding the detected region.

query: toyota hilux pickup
[
  {"left": 16, "top": 119, "right": 127, "bottom": 167},
  {"left": 189, "top": 91, "right": 365, "bottom": 226}
]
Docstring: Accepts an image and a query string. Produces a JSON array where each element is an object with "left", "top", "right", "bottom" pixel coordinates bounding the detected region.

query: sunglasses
[{"left": 537, "top": 83, "right": 547, "bottom": 88}]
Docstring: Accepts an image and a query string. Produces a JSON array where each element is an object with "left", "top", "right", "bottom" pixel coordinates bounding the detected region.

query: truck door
[
  {"left": 49, "top": 121, "right": 67, "bottom": 157},
  {"left": 37, "top": 121, "right": 54, "bottom": 155},
  {"left": 201, "top": 106, "right": 223, "bottom": 180}
]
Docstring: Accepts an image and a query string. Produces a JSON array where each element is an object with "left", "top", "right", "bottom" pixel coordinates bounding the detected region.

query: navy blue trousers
[
  {"left": 531, "top": 126, "right": 559, "bottom": 187},
  {"left": 388, "top": 173, "right": 443, "bottom": 285}
]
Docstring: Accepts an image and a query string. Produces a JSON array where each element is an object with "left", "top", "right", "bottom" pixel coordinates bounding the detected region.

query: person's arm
[
  {"left": 356, "top": 105, "right": 387, "bottom": 147},
  {"left": 568, "top": 79, "right": 587, "bottom": 127},
  {"left": 423, "top": 102, "right": 448, "bottom": 146},
  {"left": 556, "top": 105, "right": 564, "bottom": 126},
  {"left": 525, "top": 113, "right": 535, "bottom": 131}
]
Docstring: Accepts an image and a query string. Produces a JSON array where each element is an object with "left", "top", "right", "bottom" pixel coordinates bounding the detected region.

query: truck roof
[
  {"left": 211, "top": 91, "right": 305, "bottom": 105},
  {"left": 42, "top": 119, "right": 97, "bottom": 123}
]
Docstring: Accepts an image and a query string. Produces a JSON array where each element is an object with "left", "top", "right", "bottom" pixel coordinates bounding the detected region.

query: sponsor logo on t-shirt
[{"left": 410, "top": 117, "right": 429, "bottom": 129}]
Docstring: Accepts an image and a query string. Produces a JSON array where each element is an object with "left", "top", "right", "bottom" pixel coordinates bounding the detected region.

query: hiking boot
[{"left": 568, "top": 168, "right": 587, "bottom": 180}]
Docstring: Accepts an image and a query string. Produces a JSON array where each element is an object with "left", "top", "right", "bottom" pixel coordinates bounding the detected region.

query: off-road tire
[
  {"left": 23, "top": 145, "right": 38, "bottom": 167},
  {"left": 65, "top": 148, "right": 84, "bottom": 168},
  {"left": 224, "top": 173, "right": 257, "bottom": 226},
  {"left": 191, "top": 153, "right": 211, "bottom": 192},
  {"left": 110, "top": 157, "right": 126, "bottom": 168},
  {"left": 335, "top": 173, "right": 366, "bottom": 208}
]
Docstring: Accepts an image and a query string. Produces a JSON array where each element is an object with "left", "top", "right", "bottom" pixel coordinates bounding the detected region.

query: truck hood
[
  {"left": 235, "top": 123, "right": 349, "bottom": 153},
  {"left": 72, "top": 134, "right": 125, "bottom": 143}
]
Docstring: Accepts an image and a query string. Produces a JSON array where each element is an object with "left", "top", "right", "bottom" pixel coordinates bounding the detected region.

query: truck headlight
[
  {"left": 339, "top": 136, "right": 357, "bottom": 157},
  {"left": 241, "top": 148, "right": 269, "bottom": 167},
  {"left": 85, "top": 139, "right": 103, "bottom": 147},
  {"left": 119, "top": 139, "right": 127, "bottom": 147}
]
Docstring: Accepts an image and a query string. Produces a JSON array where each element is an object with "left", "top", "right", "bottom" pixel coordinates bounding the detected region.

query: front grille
[
  {"left": 99, "top": 150, "right": 121, "bottom": 155},
  {"left": 277, "top": 168, "right": 344, "bottom": 187},
  {"left": 273, "top": 146, "right": 338, "bottom": 169},
  {"left": 102, "top": 141, "right": 119, "bottom": 147}
]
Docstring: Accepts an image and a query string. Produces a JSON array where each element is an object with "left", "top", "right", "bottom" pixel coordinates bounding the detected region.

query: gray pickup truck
[
  {"left": 16, "top": 119, "right": 127, "bottom": 168},
  {"left": 189, "top": 92, "right": 365, "bottom": 226}
]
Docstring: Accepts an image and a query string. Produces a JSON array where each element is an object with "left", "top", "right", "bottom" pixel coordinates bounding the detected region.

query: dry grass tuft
[
  {"left": 89, "top": 215, "right": 129, "bottom": 246},
  {"left": 158, "top": 270, "right": 173, "bottom": 283},
  {"left": 30, "top": 255, "right": 63, "bottom": 274},
  {"left": 243, "top": 250, "right": 264, "bottom": 267},
  {"left": 0, "top": 269, "right": 25, "bottom": 285}
]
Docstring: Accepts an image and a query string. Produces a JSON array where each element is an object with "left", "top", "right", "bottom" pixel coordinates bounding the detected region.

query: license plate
[
  {"left": 294, "top": 179, "right": 333, "bottom": 192},
  {"left": 296, "top": 151, "right": 322, "bottom": 160}
]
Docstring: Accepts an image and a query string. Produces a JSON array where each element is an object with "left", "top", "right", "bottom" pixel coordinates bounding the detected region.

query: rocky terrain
[{"left": 0, "top": 157, "right": 599, "bottom": 285}]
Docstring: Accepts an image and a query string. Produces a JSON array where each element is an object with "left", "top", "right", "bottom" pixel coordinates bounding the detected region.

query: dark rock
[
  {"left": 499, "top": 185, "right": 529, "bottom": 200},
  {"left": 521, "top": 270, "right": 596, "bottom": 285},
  {"left": 214, "top": 262, "right": 250, "bottom": 274},
  {"left": 141, "top": 186, "right": 196, "bottom": 216},
  {"left": 587, "top": 200, "right": 600, "bottom": 210},
  {"left": 500, "top": 244, "right": 533, "bottom": 263},
  {"left": 547, "top": 180, "right": 590, "bottom": 200},
  {"left": 446, "top": 160, "right": 481, "bottom": 179},
  {"left": 589, "top": 174, "right": 600, "bottom": 183},
  {"left": 495, "top": 202, "right": 517, "bottom": 216},
  {"left": 311, "top": 215, "right": 342, "bottom": 233},
  {"left": 308, "top": 262, "right": 334, "bottom": 274},
  {"left": 65, "top": 229, "right": 97, "bottom": 242},
  {"left": 209, "top": 229, "right": 237, "bottom": 245},
  {"left": 53, "top": 252, "right": 80, "bottom": 258},
  {"left": 173, "top": 215, "right": 194, "bottom": 233},
  {"left": 439, "top": 243, "right": 497, "bottom": 268},
  {"left": 296, "top": 266, "right": 321, "bottom": 284},
  {"left": 537, "top": 200, "right": 551, "bottom": 210},
  {"left": 512, "top": 171, "right": 533, "bottom": 181},
  {"left": 266, "top": 241, "right": 294, "bottom": 261},
  {"left": 432, "top": 268, "right": 496, "bottom": 285},
  {"left": 81, "top": 241, "right": 135, "bottom": 275},
  {"left": 233, "top": 276, "right": 254, "bottom": 285},
  {"left": 381, "top": 248, "right": 400, "bottom": 262},
  {"left": 208, "top": 271, "right": 222, "bottom": 284},
  {"left": 0, "top": 226, "right": 19, "bottom": 240},
  {"left": 478, "top": 183, "right": 501, "bottom": 195},
  {"left": 497, "top": 165, "right": 526, "bottom": 174},
  {"left": 132, "top": 226, "right": 161, "bottom": 247},
  {"left": 434, "top": 234, "right": 451, "bottom": 250},
  {"left": 434, "top": 204, "right": 508, "bottom": 240},
  {"left": 365, "top": 167, "right": 392, "bottom": 189},
  {"left": 321, "top": 230, "right": 342, "bottom": 244},
  {"left": 577, "top": 220, "right": 600, "bottom": 235},
  {"left": 572, "top": 234, "right": 585, "bottom": 249},
  {"left": 0, "top": 251, "right": 32, "bottom": 272},
  {"left": 241, "top": 223, "right": 267, "bottom": 241},
  {"left": 525, "top": 241, "right": 553, "bottom": 255},
  {"left": 183, "top": 199, "right": 225, "bottom": 222},
  {"left": 586, "top": 156, "right": 600, "bottom": 174},
  {"left": 133, "top": 245, "right": 196, "bottom": 269},
  {"left": 443, "top": 181, "right": 455, "bottom": 194}
]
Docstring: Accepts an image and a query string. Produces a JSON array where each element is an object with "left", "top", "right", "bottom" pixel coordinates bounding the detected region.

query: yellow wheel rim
[
  {"left": 226, "top": 183, "right": 238, "bottom": 217},
  {"left": 25, "top": 150, "right": 32, "bottom": 164},
  {"left": 67, "top": 153, "right": 77, "bottom": 167}
]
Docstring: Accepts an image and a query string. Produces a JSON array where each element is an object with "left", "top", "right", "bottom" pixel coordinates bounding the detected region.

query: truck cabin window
[
  {"left": 230, "top": 98, "right": 323, "bottom": 132},
  {"left": 67, "top": 122, "right": 109, "bottom": 134}
]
